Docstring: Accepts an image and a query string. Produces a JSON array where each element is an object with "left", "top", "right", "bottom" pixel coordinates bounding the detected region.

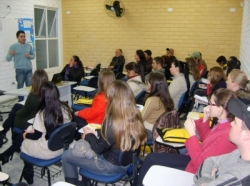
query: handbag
[
  {"left": 72, "top": 139, "right": 96, "bottom": 159},
  {"left": 156, "top": 128, "right": 190, "bottom": 143}
]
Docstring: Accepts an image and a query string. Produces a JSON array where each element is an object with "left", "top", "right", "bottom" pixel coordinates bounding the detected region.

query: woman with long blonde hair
[
  {"left": 227, "top": 69, "right": 250, "bottom": 103},
  {"left": 62, "top": 80, "right": 147, "bottom": 185}
]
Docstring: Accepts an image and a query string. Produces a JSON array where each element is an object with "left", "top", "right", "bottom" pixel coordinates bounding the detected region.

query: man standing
[
  {"left": 145, "top": 57, "right": 165, "bottom": 82},
  {"left": 194, "top": 98, "right": 250, "bottom": 185},
  {"left": 6, "top": 30, "right": 35, "bottom": 101},
  {"left": 108, "top": 48, "right": 125, "bottom": 72}
]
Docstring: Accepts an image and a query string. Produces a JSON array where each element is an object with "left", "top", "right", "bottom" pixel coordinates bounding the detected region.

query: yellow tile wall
[{"left": 62, "top": 0, "right": 242, "bottom": 69}]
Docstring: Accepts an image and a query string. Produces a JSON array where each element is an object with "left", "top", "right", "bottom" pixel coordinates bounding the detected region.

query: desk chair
[
  {"left": 79, "top": 150, "right": 138, "bottom": 186},
  {"left": 135, "top": 91, "right": 147, "bottom": 105},
  {"left": 19, "top": 122, "right": 77, "bottom": 186},
  {"left": 143, "top": 165, "right": 194, "bottom": 186},
  {"left": 0, "top": 90, "right": 10, "bottom": 122}
]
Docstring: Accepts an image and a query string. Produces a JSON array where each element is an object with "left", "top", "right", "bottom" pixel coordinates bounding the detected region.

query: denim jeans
[
  {"left": 15, "top": 69, "right": 32, "bottom": 101},
  {"left": 62, "top": 149, "right": 128, "bottom": 179}
]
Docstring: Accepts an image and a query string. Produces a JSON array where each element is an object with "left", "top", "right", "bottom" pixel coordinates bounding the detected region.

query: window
[{"left": 34, "top": 7, "right": 59, "bottom": 69}]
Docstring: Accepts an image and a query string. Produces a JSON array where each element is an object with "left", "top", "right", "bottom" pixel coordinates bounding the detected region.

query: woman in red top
[
  {"left": 74, "top": 69, "right": 115, "bottom": 128},
  {"left": 134, "top": 88, "right": 237, "bottom": 185}
]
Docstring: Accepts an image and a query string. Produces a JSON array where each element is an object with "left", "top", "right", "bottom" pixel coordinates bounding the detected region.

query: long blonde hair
[
  {"left": 101, "top": 80, "right": 147, "bottom": 151},
  {"left": 185, "top": 57, "right": 200, "bottom": 81},
  {"left": 96, "top": 69, "right": 115, "bottom": 95},
  {"left": 230, "top": 69, "right": 250, "bottom": 100}
]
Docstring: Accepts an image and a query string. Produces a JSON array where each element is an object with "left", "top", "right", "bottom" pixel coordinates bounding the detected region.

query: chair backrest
[
  {"left": 190, "top": 81, "right": 199, "bottom": 97},
  {"left": 87, "top": 76, "right": 98, "bottom": 88},
  {"left": 48, "top": 122, "right": 77, "bottom": 151},
  {"left": 152, "top": 110, "right": 180, "bottom": 153},
  {"left": 90, "top": 69, "right": 99, "bottom": 76},
  {"left": 115, "top": 72, "right": 125, "bottom": 79},
  {"left": 95, "top": 64, "right": 101, "bottom": 72},
  {"left": 135, "top": 90, "right": 147, "bottom": 105},
  {"left": 178, "top": 92, "right": 188, "bottom": 110}
]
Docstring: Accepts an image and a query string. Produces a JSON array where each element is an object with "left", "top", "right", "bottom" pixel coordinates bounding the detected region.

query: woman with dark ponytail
[
  {"left": 125, "top": 62, "right": 146, "bottom": 97},
  {"left": 61, "top": 55, "right": 85, "bottom": 84},
  {"left": 169, "top": 61, "right": 195, "bottom": 109}
]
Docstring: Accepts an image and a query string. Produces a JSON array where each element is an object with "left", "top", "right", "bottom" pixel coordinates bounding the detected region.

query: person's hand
[
  {"left": 203, "top": 106, "right": 210, "bottom": 122},
  {"left": 81, "top": 133, "right": 86, "bottom": 139},
  {"left": 184, "top": 118, "right": 196, "bottom": 137},
  {"left": 211, "top": 168, "right": 217, "bottom": 177},
  {"left": 108, "top": 66, "right": 114, "bottom": 70},
  {"left": 24, "top": 53, "right": 30, "bottom": 58},
  {"left": 83, "top": 126, "right": 94, "bottom": 134},
  {"left": 10, "top": 50, "right": 15, "bottom": 56},
  {"left": 74, "top": 111, "right": 78, "bottom": 116},
  {"left": 23, "top": 131, "right": 28, "bottom": 139}
]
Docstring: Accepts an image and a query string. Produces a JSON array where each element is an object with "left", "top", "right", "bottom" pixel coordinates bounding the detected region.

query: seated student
[
  {"left": 165, "top": 48, "right": 177, "bottom": 64},
  {"left": 185, "top": 57, "right": 200, "bottom": 82},
  {"left": 216, "top": 55, "right": 228, "bottom": 74},
  {"left": 199, "top": 52, "right": 208, "bottom": 72},
  {"left": 125, "top": 62, "right": 146, "bottom": 97},
  {"left": 194, "top": 98, "right": 250, "bottom": 185},
  {"left": 144, "top": 50, "right": 153, "bottom": 73},
  {"left": 0, "top": 82, "right": 73, "bottom": 184},
  {"left": 135, "top": 50, "right": 148, "bottom": 74},
  {"left": 60, "top": 55, "right": 85, "bottom": 84},
  {"left": 145, "top": 57, "right": 165, "bottom": 83},
  {"left": 226, "top": 56, "right": 241, "bottom": 76},
  {"left": 142, "top": 73, "right": 174, "bottom": 140},
  {"left": 227, "top": 69, "right": 250, "bottom": 104},
  {"left": 189, "top": 51, "right": 205, "bottom": 77},
  {"left": 168, "top": 61, "right": 195, "bottom": 109},
  {"left": 1, "top": 69, "right": 48, "bottom": 142},
  {"left": 62, "top": 80, "right": 147, "bottom": 185},
  {"left": 133, "top": 88, "right": 237, "bottom": 185},
  {"left": 108, "top": 49, "right": 125, "bottom": 72},
  {"left": 74, "top": 69, "right": 115, "bottom": 128}
]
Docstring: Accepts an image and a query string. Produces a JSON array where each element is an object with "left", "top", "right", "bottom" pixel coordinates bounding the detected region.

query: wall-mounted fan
[{"left": 104, "top": 0, "right": 125, "bottom": 18}]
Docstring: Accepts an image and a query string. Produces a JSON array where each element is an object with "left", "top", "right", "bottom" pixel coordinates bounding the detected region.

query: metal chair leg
[{"left": 46, "top": 167, "right": 51, "bottom": 186}]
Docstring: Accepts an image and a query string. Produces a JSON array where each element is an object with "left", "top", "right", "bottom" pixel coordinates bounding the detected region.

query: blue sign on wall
[{"left": 18, "top": 18, "right": 35, "bottom": 51}]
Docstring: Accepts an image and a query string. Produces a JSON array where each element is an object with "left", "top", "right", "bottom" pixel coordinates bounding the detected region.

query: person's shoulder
[{"left": 9, "top": 43, "right": 18, "bottom": 48}]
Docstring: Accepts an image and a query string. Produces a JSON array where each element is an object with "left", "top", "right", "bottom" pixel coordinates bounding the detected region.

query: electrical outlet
[
  {"left": 6, "top": 5, "right": 10, "bottom": 8},
  {"left": 12, "top": 82, "right": 16, "bottom": 85}
]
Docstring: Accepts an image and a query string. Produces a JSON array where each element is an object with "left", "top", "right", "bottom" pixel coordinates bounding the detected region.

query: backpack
[{"left": 152, "top": 110, "right": 180, "bottom": 153}]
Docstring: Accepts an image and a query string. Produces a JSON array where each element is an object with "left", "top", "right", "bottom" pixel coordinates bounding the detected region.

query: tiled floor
[{"left": 0, "top": 98, "right": 129, "bottom": 186}]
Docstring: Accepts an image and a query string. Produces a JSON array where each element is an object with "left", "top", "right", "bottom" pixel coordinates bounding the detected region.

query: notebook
[{"left": 51, "top": 73, "right": 62, "bottom": 85}]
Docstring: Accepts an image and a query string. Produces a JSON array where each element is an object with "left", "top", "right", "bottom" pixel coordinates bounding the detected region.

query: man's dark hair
[
  {"left": 154, "top": 57, "right": 163, "bottom": 67},
  {"left": 136, "top": 50, "right": 146, "bottom": 61},
  {"left": 16, "top": 30, "right": 25, "bottom": 37},
  {"left": 216, "top": 56, "right": 227, "bottom": 65},
  {"left": 144, "top": 50, "right": 152, "bottom": 56}
]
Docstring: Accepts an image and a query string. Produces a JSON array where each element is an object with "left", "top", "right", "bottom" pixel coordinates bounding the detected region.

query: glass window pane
[
  {"left": 47, "top": 10, "right": 57, "bottom": 37},
  {"left": 34, "top": 8, "right": 43, "bottom": 37},
  {"left": 48, "top": 40, "right": 59, "bottom": 68},
  {"left": 35, "top": 40, "right": 47, "bottom": 69},
  {"left": 34, "top": 8, "right": 46, "bottom": 37}
]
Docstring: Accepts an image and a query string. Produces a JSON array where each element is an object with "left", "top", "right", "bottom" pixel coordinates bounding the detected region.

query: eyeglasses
[{"left": 208, "top": 101, "right": 217, "bottom": 106}]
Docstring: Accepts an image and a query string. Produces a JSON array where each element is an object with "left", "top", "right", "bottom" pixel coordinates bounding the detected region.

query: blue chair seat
[
  {"left": 79, "top": 168, "right": 126, "bottom": 183},
  {"left": 80, "top": 80, "right": 88, "bottom": 86},
  {"left": 20, "top": 153, "right": 61, "bottom": 167}
]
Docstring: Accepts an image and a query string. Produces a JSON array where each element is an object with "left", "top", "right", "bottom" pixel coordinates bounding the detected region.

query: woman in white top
[
  {"left": 125, "top": 62, "right": 146, "bottom": 97},
  {"left": 169, "top": 60, "right": 194, "bottom": 109}
]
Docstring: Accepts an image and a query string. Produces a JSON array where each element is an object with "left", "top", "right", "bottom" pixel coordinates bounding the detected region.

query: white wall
[
  {"left": 0, "top": 0, "right": 62, "bottom": 102},
  {"left": 240, "top": 0, "right": 250, "bottom": 76}
]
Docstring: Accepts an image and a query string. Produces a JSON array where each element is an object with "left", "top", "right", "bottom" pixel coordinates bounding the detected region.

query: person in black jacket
[
  {"left": 108, "top": 49, "right": 125, "bottom": 72},
  {"left": 135, "top": 49, "right": 148, "bottom": 74},
  {"left": 61, "top": 55, "right": 85, "bottom": 84},
  {"left": 62, "top": 80, "right": 147, "bottom": 185}
]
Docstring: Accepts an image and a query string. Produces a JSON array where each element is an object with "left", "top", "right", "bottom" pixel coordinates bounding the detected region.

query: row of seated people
[{"left": 0, "top": 58, "right": 248, "bottom": 184}]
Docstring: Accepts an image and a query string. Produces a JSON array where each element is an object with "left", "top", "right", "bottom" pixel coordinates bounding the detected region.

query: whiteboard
[{"left": 2, "top": 18, "right": 18, "bottom": 61}]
